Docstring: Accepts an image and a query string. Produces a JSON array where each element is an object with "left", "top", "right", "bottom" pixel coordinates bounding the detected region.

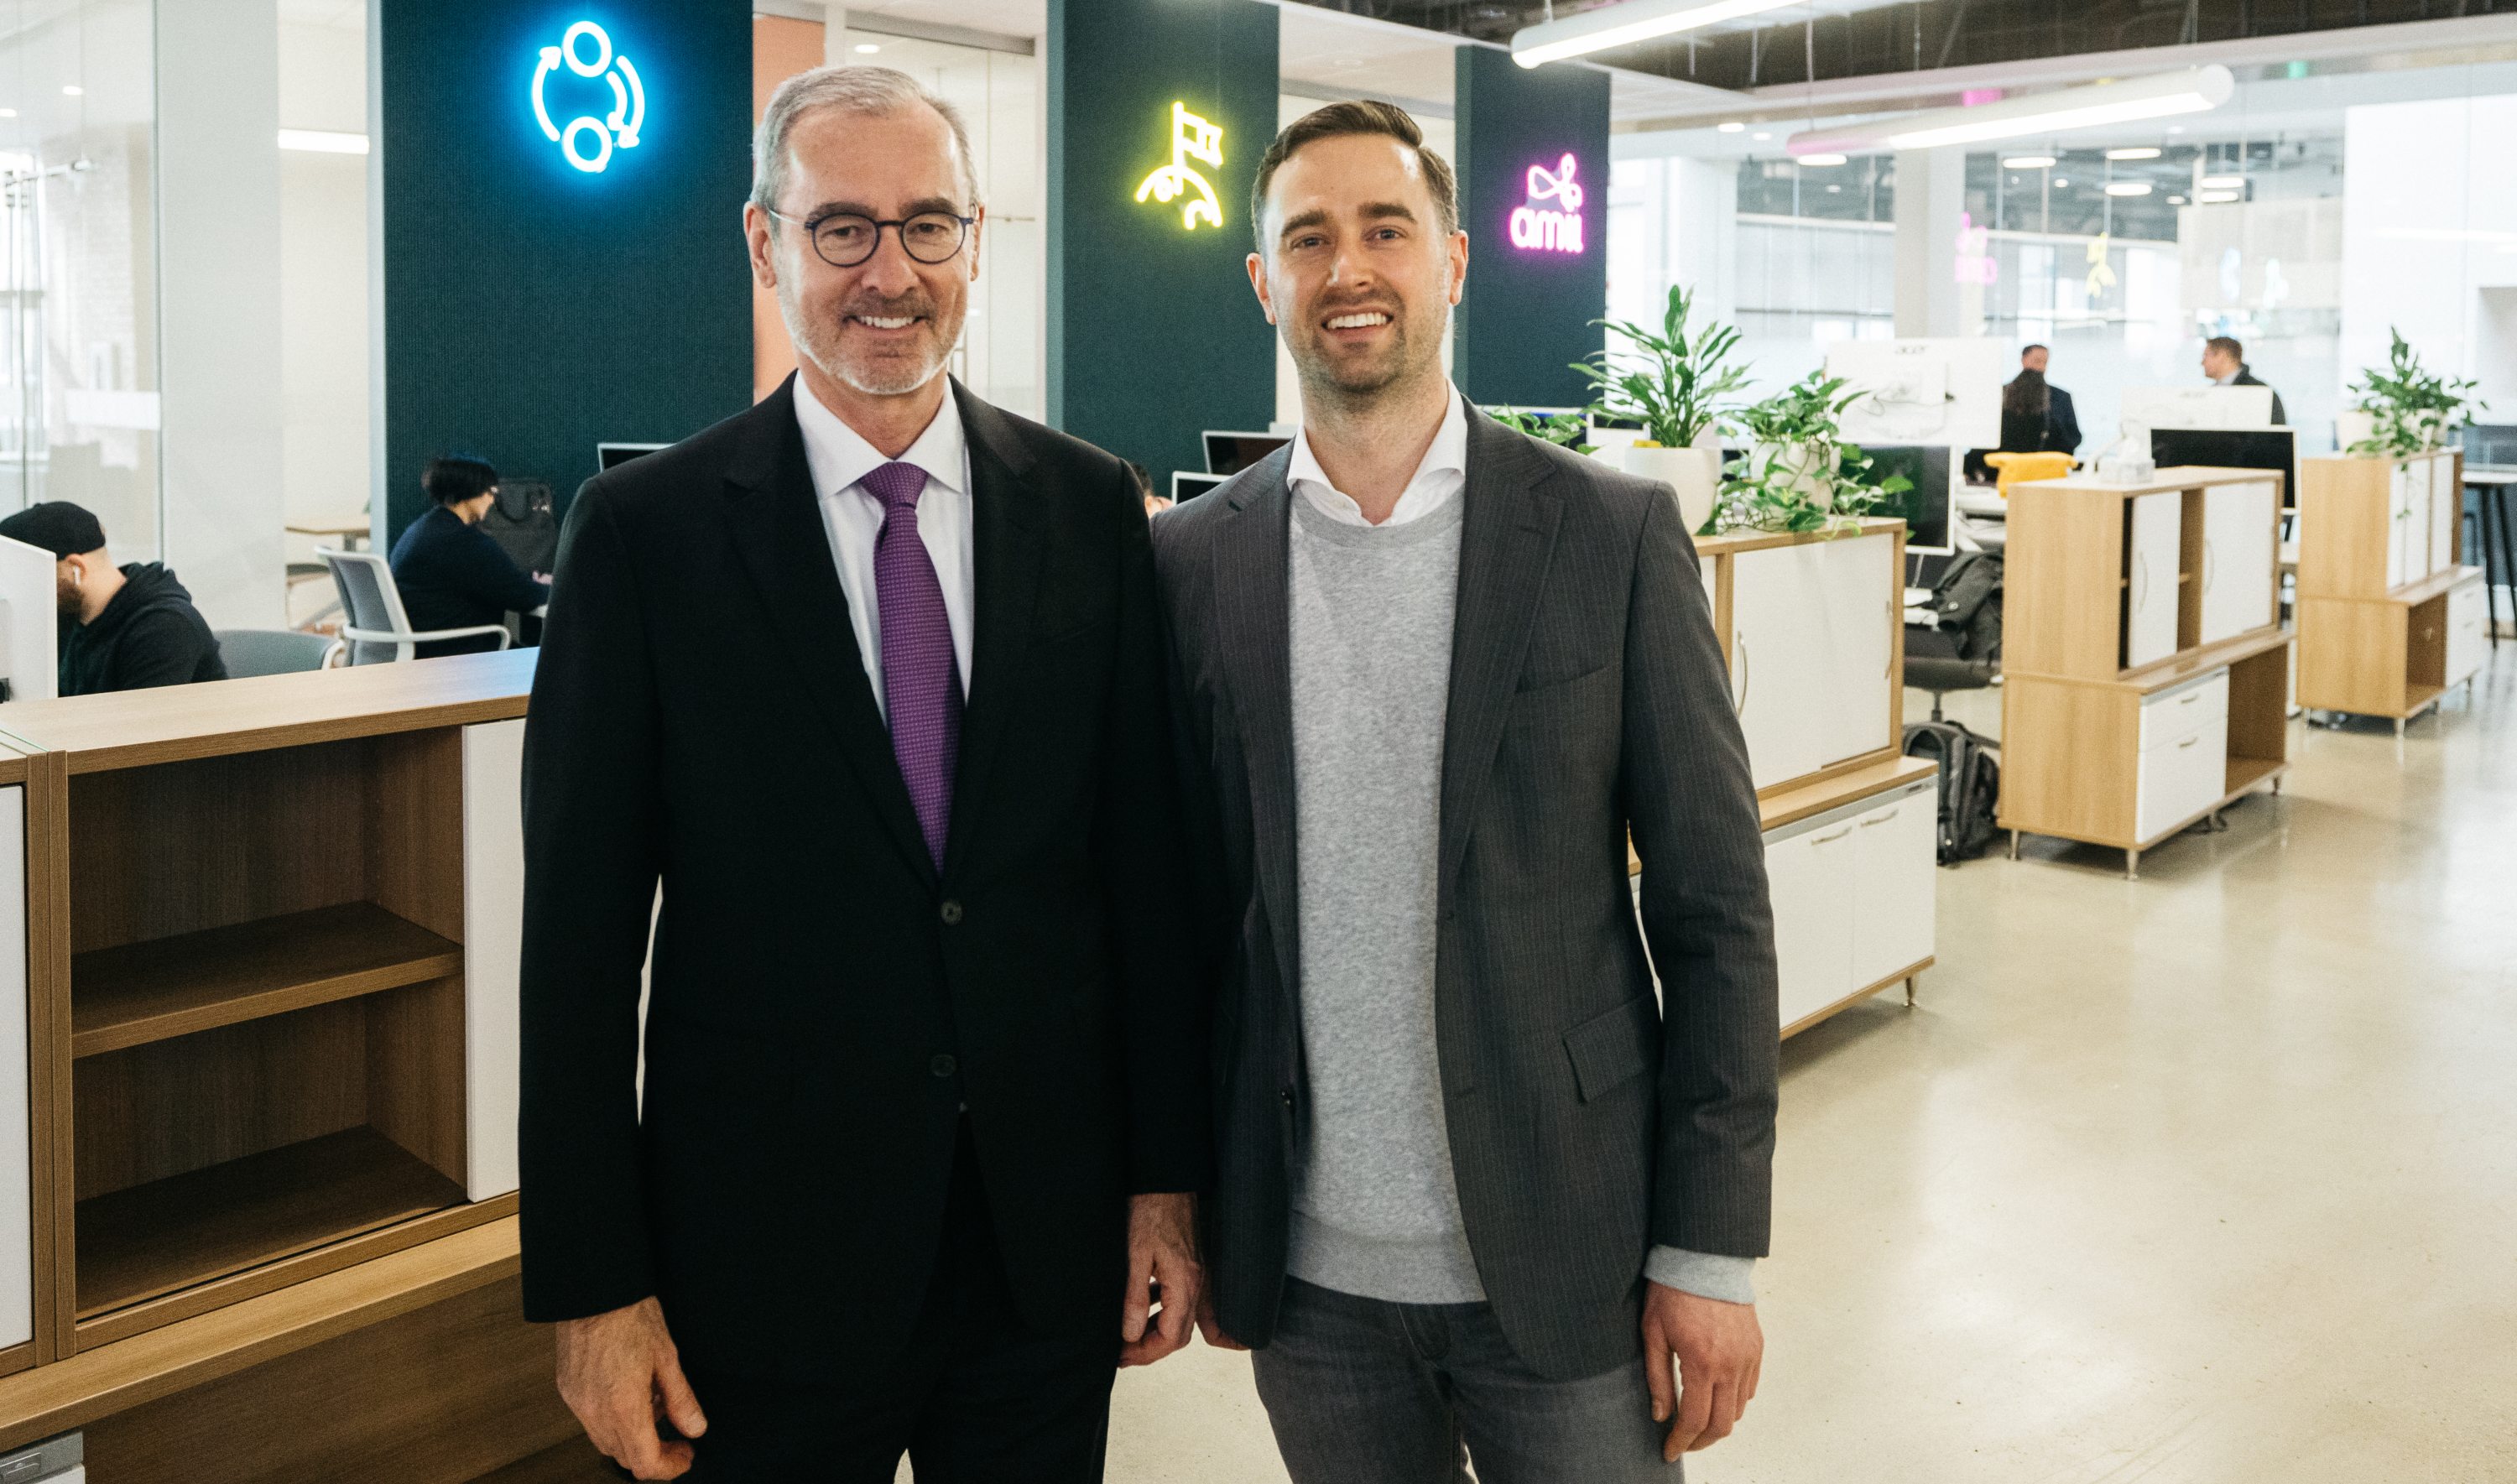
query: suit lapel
[
  {"left": 1437, "top": 409, "right": 1566, "bottom": 891},
  {"left": 722, "top": 376, "right": 936, "bottom": 886},
  {"left": 939, "top": 382, "right": 1045, "bottom": 881},
  {"left": 1214, "top": 450, "right": 1304, "bottom": 1006}
]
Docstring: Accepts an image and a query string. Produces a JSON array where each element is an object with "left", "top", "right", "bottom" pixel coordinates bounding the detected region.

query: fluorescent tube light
[
  {"left": 2168, "top": 195, "right": 2187, "bottom": 204},
  {"left": 2197, "top": 190, "right": 2239, "bottom": 204},
  {"left": 2199, "top": 174, "right": 2245, "bottom": 189},
  {"left": 0, "top": 110, "right": 14, "bottom": 119},
  {"left": 1513, "top": 0, "right": 1803, "bottom": 68},
  {"left": 2105, "top": 146, "right": 2163, "bottom": 160},
  {"left": 1799, "top": 153, "right": 1847, "bottom": 166},
  {"left": 854, "top": 43, "right": 881, "bottom": 54},
  {"left": 2104, "top": 181, "right": 2151, "bottom": 196},
  {"left": 278, "top": 128, "right": 370, "bottom": 154},
  {"left": 1717, "top": 122, "right": 1744, "bottom": 133},
  {"left": 1788, "top": 65, "right": 2233, "bottom": 156},
  {"left": 2052, "top": 177, "right": 2069, "bottom": 187},
  {"left": 60, "top": 85, "right": 81, "bottom": 96},
  {"left": 2003, "top": 154, "right": 2057, "bottom": 169}
]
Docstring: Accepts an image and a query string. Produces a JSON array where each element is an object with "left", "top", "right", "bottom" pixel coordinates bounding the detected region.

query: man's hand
[
  {"left": 1196, "top": 1289, "right": 1249, "bottom": 1351},
  {"left": 1119, "top": 1192, "right": 1201, "bottom": 1367},
  {"left": 1641, "top": 1281, "right": 1762, "bottom": 1461},
  {"left": 556, "top": 1296, "right": 708, "bottom": 1480}
]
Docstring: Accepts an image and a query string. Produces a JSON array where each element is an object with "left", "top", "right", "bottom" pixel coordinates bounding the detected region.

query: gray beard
[{"left": 780, "top": 279, "right": 952, "bottom": 398}]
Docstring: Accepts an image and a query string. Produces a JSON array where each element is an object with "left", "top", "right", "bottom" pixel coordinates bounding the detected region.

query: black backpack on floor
[{"left": 1903, "top": 720, "right": 2000, "bottom": 866}]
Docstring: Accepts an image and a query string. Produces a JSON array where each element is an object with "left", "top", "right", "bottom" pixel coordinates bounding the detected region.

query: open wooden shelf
[
  {"left": 71, "top": 903, "right": 462, "bottom": 1060},
  {"left": 76, "top": 1127, "right": 466, "bottom": 1320},
  {"left": 2226, "top": 756, "right": 2286, "bottom": 797}
]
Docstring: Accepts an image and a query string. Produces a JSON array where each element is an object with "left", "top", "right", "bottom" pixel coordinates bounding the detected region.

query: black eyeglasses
[{"left": 769, "top": 209, "right": 976, "bottom": 268}]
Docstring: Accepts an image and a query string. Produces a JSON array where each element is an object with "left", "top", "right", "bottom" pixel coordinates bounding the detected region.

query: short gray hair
[{"left": 752, "top": 65, "right": 981, "bottom": 217}]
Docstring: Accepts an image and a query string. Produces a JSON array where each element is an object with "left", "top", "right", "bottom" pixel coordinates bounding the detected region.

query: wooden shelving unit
[
  {"left": 2296, "top": 449, "right": 2487, "bottom": 731},
  {"left": 0, "top": 652, "right": 575, "bottom": 1479},
  {"left": 1999, "top": 466, "right": 2293, "bottom": 879}
]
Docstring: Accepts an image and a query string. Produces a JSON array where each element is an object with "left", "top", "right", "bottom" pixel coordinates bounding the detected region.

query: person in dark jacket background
[
  {"left": 0, "top": 500, "right": 227, "bottom": 697},
  {"left": 390, "top": 455, "right": 550, "bottom": 658},
  {"left": 2000, "top": 345, "right": 2082, "bottom": 456}
]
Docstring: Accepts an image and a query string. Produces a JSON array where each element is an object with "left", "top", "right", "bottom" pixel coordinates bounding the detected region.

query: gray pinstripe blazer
[{"left": 1151, "top": 404, "right": 1780, "bottom": 1381}]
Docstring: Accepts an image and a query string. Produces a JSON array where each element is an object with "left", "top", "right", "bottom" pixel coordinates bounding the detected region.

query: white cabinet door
[
  {"left": 2135, "top": 714, "right": 2228, "bottom": 843},
  {"left": 2387, "top": 464, "right": 2420, "bottom": 588},
  {"left": 1815, "top": 533, "right": 1895, "bottom": 768},
  {"left": 1849, "top": 782, "right": 1936, "bottom": 991},
  {"left": 1766, "top": 819, "right": 1856, "bottom": 1029},
  {"left": 2445, "top": 575, "right": 2486, "bottom": 688},
  {"left": 462, "top": 720, "right": 527, "bottom": 1203},
  {"left": 0, "top": 788, "right": 27, "bottom": 1351},
  {"left": 1732, "top": 545, "right": 1827, "bottom": 789},
  {"left": 2126, "top": 492, "right": 2183, "bottom": 668},
  {"left": 2199, "top": 481, "right": 2278, "bottom": 643},
  {"left": 2430, "top": 456, "right": 2459, "bottom": 574}
]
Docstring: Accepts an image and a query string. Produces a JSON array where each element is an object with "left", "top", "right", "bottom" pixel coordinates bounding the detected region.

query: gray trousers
[{"left": 1248, "top": 1278, "right": 1681, "bottom": 1484}]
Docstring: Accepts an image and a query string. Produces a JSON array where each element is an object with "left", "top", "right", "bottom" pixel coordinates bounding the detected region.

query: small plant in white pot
[
  {"left": 1573, "top": 284, "right": 1748, "bottom": 533},
  {"left": 1729, "top": 371, "right": 1863, "bottom": 511},
  {"left": 2344, "top": 327, "right": 2483, "bottom": 456}
]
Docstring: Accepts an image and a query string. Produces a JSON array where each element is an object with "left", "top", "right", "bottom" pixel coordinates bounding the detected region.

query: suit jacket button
[
  {"left": 931, "top": 1054, "right": 958, "bottom": 1078},
  {"left": 939, "top": 899, "right": 963, "bottom": 925}
]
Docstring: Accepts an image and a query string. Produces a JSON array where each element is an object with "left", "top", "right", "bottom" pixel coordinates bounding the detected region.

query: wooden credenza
[
  {"left": 2296, "top": 449, "right": 2486, "bottom": 729},
  {"left": 1998, "top": 466, "right": 2293, "bottom": 878}
]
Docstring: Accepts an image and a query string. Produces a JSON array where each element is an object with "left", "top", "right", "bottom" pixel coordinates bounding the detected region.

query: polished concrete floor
[{"left": 1100, "top": 646, "right": 2517, "bottom": 1483}]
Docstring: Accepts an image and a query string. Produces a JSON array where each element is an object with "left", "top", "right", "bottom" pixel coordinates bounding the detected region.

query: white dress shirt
[
  {"left": 793, "top": 377, "right": 977, "bottom": 721},
  {"left": 1287, "top": 386, "right": 1470, "bottom": 528}
]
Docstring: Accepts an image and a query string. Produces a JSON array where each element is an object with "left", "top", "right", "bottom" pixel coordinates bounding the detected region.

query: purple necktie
[{"left": 862, "top": 460, "right": 961, "bottom": 869}]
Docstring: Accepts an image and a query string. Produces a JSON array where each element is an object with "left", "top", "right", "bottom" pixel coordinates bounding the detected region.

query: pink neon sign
[{"left": 1508, "top": 152, "right": 1585, "bottom": 254}]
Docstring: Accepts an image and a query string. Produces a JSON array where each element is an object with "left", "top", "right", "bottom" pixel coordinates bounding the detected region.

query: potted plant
[
  {"left": 2344, "top": 328, "right": 2483, "bottom": 457},
  {"left": 1729, "top": 371, "right": 1864, "bottom": 511},
  {"left": 1574, "top": 284, "right": 1749, "bottom": 532},
  {"left": 1485, "top": 405, "right": 1594, "bottom": 454}
]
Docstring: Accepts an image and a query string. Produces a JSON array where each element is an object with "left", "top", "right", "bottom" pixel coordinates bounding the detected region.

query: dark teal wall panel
[
  {"left": 1048, "top": 0, "right": 1278, "bottom": 488},
  {"left": 380, "top": 1, "right": 753, "bottom": 541},
  {"left": 1453, "top": 48, "right": 1609, "bottom": 410}
]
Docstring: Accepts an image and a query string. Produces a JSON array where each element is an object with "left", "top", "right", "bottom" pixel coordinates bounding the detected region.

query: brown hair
[
  {"left": 1248, "top": 100, "right": 1459, "bottom": 250},
  {"left": 2205, "top": 335, "right": 2244, "bottom": 362}
]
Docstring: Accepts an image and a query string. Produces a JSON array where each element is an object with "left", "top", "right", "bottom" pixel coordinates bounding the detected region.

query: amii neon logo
[
  {"left": 532, "top": 21, "right": 644, "bottom": 173},
  {"left": 1509, "top": 153, "right": 1584, "bottom": 253},
  {"left": 1136, "top": 102, "right": 1224, "bottom": 230}
]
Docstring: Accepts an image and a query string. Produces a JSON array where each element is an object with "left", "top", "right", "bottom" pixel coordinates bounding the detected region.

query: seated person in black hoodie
[
  {"left": 0, "top": 501, "right": 227, "bottom": 696},
  {"left": 388, "top": 456, "right": 550, "bottom": 658}
]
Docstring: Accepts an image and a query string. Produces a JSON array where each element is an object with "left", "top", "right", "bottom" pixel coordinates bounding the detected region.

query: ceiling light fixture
[
  {"left": 2052, "top": 177, "right": 2070, "bottom": 187},
  {"left": 1799, "top": 153, "right": 1847, "bottom": 166},
  {"left": 1787, "top": 65, "right": 2233, "bottom": 156},
  {"left": 2197, "top": 190, "right": 2239, "bottom": 204},
  {"left": 2105, "top": 146, "right": 2163, "bottom": 160},
  {"left": 2199, "top": 174, "right": 2245, "bottom": 189},
  {"left": 2168, "top": 194, "right": 2188, "bottom": 204},
  {"left": 1717, "top": 121, "right": 1744, "bottom": 133},
  {"left": 1512, "top": 0, "right": 1805, "bottom": 67},
  {"left": 853, "top": 43, "right": 880, "bottom": 54},
  {"left": 0, "top": 110, "right": 15, "bottom": 119},
  {"left": 278, "top": 128, "right": 370, "bottom": 154},
  {"left": 60, "top": 85, "right": 81, "bottom": 96},
  {"left": 2104, "top": 181, "right": 2152, "bottom": 195},
  {"left": 2003, "top": 154, "right": 2057, "bottom": 169}
]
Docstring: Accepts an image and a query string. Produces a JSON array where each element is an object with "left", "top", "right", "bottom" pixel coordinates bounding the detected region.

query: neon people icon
[
  {"left": 1509, "top": 152, "right": 1584, "bottom": 254},
  {"left": 1136, "top": 102, "right": 1224, "bottom": 231},
  {"left": 532, "top": 21, "right": 644, "bottom": 174}
]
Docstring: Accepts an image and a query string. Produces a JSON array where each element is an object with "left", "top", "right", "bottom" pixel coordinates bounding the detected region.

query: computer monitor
[
  {"left": 1172, "top": 471, "right": 1232, "bottom": 503},
  {"left": 2458, "top": 423, "right": 2517, "bottom": 469},
  {"left": 597, "top": 442, "right": 666, "bottom": 471},
  {"left": 1202, "top": 430, "right": 1290, "bottom": 477},
  {"left": 2147, "top": 427, "right": 2299, "bottom": 507},
  {"left": 1858, "top": 445, "right": 1957, "bottom": 555}
]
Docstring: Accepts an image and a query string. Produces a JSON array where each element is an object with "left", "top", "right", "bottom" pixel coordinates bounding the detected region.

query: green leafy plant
[
  {"left": 1573, "top": 284, "right": 1750, "bottom": 450},
  {"left": 2347, "top": 328, "right": 2483, "bottom": 456},
  {"left": 1485, "top": 405, "right": 1593, "bottom": 454},
  {"left": 1712, "top": 371, "right": 1912, "bottom": 535}
]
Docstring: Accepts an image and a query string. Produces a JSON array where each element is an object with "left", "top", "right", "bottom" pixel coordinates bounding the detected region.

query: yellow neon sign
[{"left": 1135, "top": 102, "right": 1224, "bottom": 230}]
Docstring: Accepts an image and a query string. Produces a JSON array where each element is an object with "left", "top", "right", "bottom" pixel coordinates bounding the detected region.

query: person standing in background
[
  {"left": 1154, "top": 100, "right": 1778, "bottom": 1481},
  {"left": 2202, "top": 336, "right": 2288, "bottom": 424},
  {"left": 2001, "top": 344, "right": 2082, "bottom": 456}
]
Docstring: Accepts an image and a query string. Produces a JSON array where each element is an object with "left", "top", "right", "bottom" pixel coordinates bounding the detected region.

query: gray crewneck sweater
[{"left": 1283, "top": 490, "right": 1485, "bottom": 1304}]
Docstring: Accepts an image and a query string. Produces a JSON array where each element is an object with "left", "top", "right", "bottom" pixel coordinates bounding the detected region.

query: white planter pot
[
  {"left": 1747, "top": 440, "right": 1835, "bottom": 508},
  {"left": 2337, "top": 409, "right": 2377, "bottom": 452},
  {"left": 1622, "top": 444, "right": 1720, "bottom": 534}
]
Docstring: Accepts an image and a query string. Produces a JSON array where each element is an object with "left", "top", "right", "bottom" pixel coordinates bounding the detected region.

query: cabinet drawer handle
[
  {"left": 2179, "top": 690, "right": 2200, "bottom": 706},
  {"left": 1811, "top": 826, "right": 1853, "bottom": 844},
  {"left": 1859, "top": 810, "right": 1897, "bottom": 826},
  {"left": 2178, "top": 736, "right": 2200, "bottom": 748},
  {"left": 1732, "top": 636, "right": 1751, "bottom": 716}
]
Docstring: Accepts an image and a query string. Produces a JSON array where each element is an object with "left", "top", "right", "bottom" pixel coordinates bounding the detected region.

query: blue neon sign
[{"left": 532, "top": 20, "right": 644, "bottom": 173}]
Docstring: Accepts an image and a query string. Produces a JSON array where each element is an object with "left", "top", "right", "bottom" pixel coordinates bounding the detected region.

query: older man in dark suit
[
  {"left": 1154, "top": 101, "right": 1779, "bottom": 1481},
  {"left": 519, "top": 65, "right": 1206, "bottom": 1483}
]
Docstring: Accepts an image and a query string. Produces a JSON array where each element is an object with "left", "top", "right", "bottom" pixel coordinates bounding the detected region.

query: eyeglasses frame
[{"left": 764, "top": 207, "right": 979, "bottom": 268}]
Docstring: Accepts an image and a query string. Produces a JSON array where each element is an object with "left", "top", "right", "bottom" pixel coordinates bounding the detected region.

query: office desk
[{"left": 284, "top": 516, "right": 373, "bottom": 550}]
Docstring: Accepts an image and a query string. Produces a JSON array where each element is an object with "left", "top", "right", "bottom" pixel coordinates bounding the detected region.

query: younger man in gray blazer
[{"left": 1151, "top": 102, "right": 1780, "bottom": 1480}]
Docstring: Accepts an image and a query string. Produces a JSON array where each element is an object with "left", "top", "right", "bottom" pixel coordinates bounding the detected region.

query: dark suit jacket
[
  {"left": 518, "top": 377, "right": 1208, "bottom": 1382},
  {"left": 388, "top": 504, "right": 550, "bottom": 658},
  {"left": 1998, "top": 381, "right": 2081, "bottom": 458},
  {"left": 1151, "top": 405, "right": 1780, "bottom": 1382},
  {"left": 2232, "top": 367, "right": 2288, "bottom": 426}
]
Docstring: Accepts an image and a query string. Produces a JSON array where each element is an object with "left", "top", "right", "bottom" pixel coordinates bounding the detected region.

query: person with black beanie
[{"left": 0, "top": 501, "right": 227, "bottom": 697}]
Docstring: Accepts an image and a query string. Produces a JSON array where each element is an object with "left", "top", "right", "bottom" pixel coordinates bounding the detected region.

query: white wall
[
  {"left": 279, "top": 16, "right": 370, "bottom": 534},
  {"left": 2342, "top": 95, "right": 2517, "bottom": 419},
  {"left": 158, "top": 0, "right": 286, "bottom": 627}
]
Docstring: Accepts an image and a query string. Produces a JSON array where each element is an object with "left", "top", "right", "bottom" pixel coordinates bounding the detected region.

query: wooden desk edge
[
  {"left": 0, "top": 1217, "right": 523, "bottom": 1451},
  {"left": 1631, "top": 757, "right": 1939, "bottom": 875},
  {"left": 2013, "top": 465, "right": 2290, "bottom": 499}
]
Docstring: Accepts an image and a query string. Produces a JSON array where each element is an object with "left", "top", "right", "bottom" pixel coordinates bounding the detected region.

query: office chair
[
  {"left": 214, "top": 628, "right": 342, "bottom": 677},
  {"left": 317, "top": 548, "right": 513, "bottom": 664}
]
